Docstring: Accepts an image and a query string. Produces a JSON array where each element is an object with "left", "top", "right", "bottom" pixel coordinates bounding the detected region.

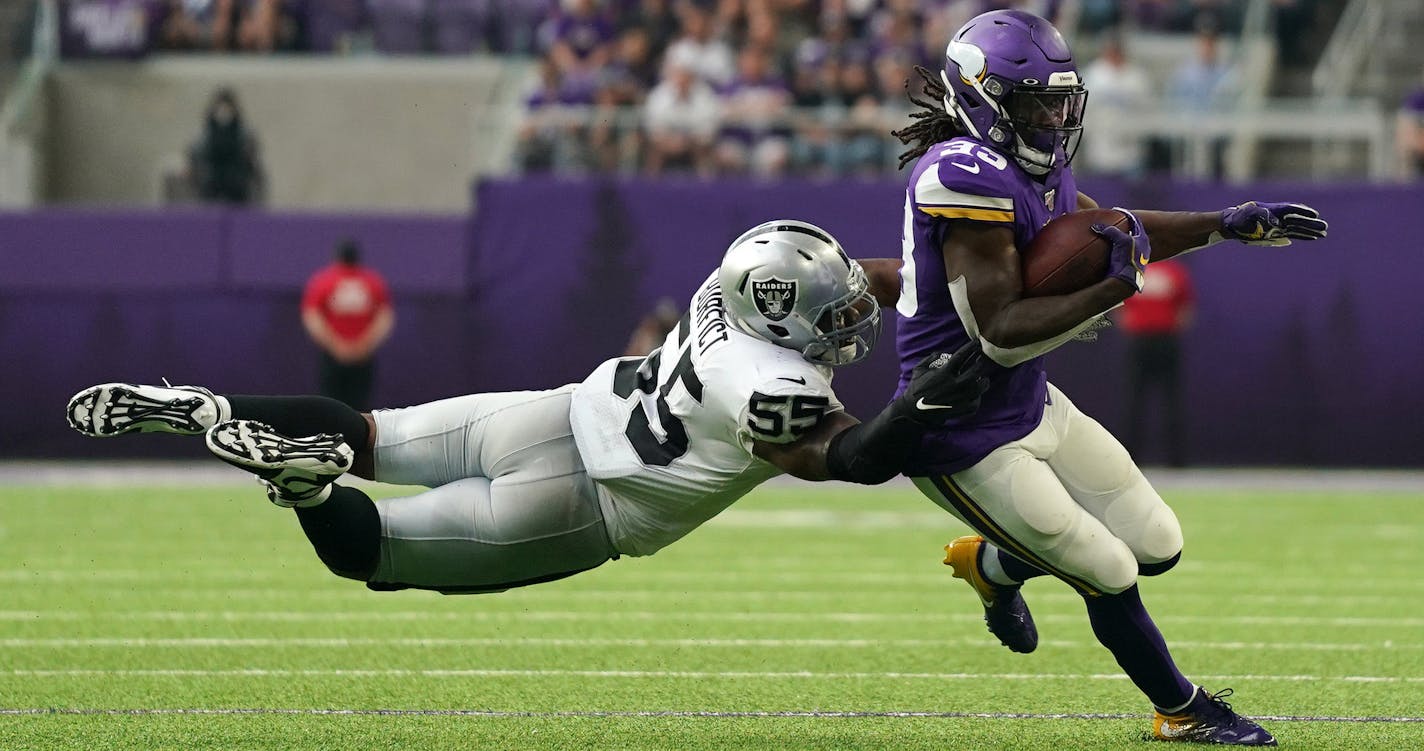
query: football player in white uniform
[{"left": 66, "top": 220, "right": 987, "bottom": 594}]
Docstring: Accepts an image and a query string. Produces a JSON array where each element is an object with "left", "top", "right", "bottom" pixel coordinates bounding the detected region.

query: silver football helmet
[{"left": 717, "top": 220, "right": 881, "bottom": 366}]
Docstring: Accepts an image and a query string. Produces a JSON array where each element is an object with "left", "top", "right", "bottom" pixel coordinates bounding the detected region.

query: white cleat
[
  {"left": 67, "top": 383, "right": 225, "bottom": 437},
  {"left": 206, "top": 420, "right": 353, "bottom": 508}
]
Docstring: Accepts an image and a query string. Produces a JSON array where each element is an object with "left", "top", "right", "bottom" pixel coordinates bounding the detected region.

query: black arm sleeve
[{"left": 824, "top": 399, "right": 925, "bottom": 485}]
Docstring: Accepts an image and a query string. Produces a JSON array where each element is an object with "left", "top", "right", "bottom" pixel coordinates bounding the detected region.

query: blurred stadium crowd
[
  {"left": 6, "top": 0, "right": 1424, "bottom": 182},
  {"left": 510, "top": 0, "right": 1320, "bottom": 178}
]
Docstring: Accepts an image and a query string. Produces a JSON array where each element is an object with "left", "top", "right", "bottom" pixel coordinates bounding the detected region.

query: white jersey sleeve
[
  {"left": 570, "top": 272, "right": 842, "bottom": 557},
  {"left": 741, "top": 377, "right": 837, "bottom": 446}
]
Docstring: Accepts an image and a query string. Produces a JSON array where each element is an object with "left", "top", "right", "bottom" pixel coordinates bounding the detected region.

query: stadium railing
[
  {"left": 514, "top": 99, "right": 1392, "bottom": 183},
  {"left": 0, "top": 0, "right": 57, "bottom": 208}
]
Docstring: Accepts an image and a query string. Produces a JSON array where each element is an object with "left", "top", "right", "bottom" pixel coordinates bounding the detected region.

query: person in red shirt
[
  {"left": 301, "top": 239, "right": 395, "bottom": 410},
  {"left": 1116, "top": 258, "right": 1194, "bottom": 466}
]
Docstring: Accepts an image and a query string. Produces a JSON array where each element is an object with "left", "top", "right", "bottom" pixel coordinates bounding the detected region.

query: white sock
[
  {"left": 1157, "top": 686, "right": 1200, "bottom": 714},
  {"left": 291, "top": 485, "right": 332, "bottom": 508},
  {"left": 212, "top": 395, "right": 232, "bottom": 425},
  {"left": 271, "top": 483, "right": 331, "bottom": 509},
  {"left": 979, "top": 543, "right": 1021, "bottom": 586}
]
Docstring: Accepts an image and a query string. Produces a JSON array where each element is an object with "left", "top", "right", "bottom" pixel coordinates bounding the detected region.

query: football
[{"left": 1020, "top": 208, "right": 1131, "bottom": 297}]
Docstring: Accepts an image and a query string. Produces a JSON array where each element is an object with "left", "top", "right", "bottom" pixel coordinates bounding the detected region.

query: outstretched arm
[
  {"left": 1082, "top": 192, "right": 1327, "bottom": 260},
  {"left": 752, "top": 410, "right": 861, "bottom": 482},
  {"left": 754, "top": 343, "right": 989, "bottom": 484},
  {"left": 1080, "top": 192, "right": 1329, "bottom": 261},
  {"left": 1138, "top": 203, "right": 1328, "bottom": 260},
  {"left": 1081, "top": 190, "right": 1236, "bottom": 261},
  {"left": 1129, "top": 210, "right": 1224, "bottom": 262}
]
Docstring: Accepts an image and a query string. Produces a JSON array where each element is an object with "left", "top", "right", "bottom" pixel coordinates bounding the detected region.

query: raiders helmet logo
[{"left": 752, "top": 277, "right": 797, "bottom": 322}]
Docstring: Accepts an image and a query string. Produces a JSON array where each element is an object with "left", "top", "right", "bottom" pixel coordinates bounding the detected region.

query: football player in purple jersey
[{"left": 885, "top": 9, "right": 1327, "bottom": 746}]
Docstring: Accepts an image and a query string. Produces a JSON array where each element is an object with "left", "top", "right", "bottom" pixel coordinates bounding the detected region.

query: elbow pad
[{"left": 825, "top": 401, "right": 924, "bottom": 485}]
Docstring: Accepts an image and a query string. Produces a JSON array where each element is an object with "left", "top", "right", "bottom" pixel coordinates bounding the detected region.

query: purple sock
[{"left": 1083, "top": 585, "right": 1195, "bottom": 709}]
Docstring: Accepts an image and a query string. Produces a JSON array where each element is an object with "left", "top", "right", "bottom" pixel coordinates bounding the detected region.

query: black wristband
[{"left": 825, "top": 398, "right": 925, "bottom": 485}]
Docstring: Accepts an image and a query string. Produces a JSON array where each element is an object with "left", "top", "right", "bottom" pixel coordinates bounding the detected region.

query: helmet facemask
[
  {"left": 1000, "top": 84, "right": 1087, "bottom": 173},
  {"left": 719, "top": 220, "right": 882, "bottom": 368},
  {"left": 801, "top": 262, "right": 881, "bottom": 366},
  {"left": 939, "top": 11, "right": 1088, "bottom": 176}
]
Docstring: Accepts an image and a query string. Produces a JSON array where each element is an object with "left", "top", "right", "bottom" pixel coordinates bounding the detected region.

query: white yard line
[
  {"left": 0, "top": 708, "right": 1419, "bottom": 723},
  {"left": 3, "top": 609, "right": 1422, "bottom": 627},
  {"left": 2, "top": 637, "right": 1420, "bottom": 652},
  {"left": 2, "top": 462, "right": 1422, "bottom": 492},
  {"left": 4, "top": 668, "right": 1423, "bottom": 684},
  {"left": 3, "top": 572, "right": 1421, "bottom": 600}
]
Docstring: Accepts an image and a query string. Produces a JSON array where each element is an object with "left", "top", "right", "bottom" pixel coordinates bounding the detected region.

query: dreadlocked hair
[{"left": 891, "top": 65, "right": 969, "bottom": 170}]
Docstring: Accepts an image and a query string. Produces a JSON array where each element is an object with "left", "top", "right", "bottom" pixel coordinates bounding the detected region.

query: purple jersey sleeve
[{"left": 911, "top": 140, "right": 1019, "bottom": 225}]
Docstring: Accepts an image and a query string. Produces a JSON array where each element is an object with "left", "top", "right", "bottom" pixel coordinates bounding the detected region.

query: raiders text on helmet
[{"left": 717, "top": 220, "right": 881, "bottom": 366}]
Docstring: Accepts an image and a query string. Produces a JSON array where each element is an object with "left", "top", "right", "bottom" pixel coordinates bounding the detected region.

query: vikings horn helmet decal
[{"left": 940, "top": 9, "right": 1087, "bottom": 175}]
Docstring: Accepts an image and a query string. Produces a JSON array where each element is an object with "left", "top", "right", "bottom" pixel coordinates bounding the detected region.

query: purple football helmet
[{"left": 940, "top": 10, "right": 1087, "bottom": 174}]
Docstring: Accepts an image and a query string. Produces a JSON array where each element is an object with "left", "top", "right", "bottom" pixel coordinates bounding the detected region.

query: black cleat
[
  {"left": 943, "top": 535, "right": 1038, "bottom": 653},
  {"left": 1151, "top": 687, "right": 1277, "bottom": 746}
]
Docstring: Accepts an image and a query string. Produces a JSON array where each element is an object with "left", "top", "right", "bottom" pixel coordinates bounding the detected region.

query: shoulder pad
[
  {"left": 914, "top": 138, "right": 1017, "bottom": 224},
  {"left": 743, "top": 375, "right": 836, "bottom": 445}
]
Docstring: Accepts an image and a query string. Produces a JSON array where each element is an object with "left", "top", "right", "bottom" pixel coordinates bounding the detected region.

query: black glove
[
  {"left": 825, "top": 340, "right": 989, "bottom": 485},
  {"left": 897, "top": 341, "right": 990, "bottom": 425}
]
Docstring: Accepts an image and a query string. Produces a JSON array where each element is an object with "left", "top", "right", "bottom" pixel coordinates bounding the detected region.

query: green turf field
[{"left": 2, "top": 479, "right": 1422, "bottom": 750}]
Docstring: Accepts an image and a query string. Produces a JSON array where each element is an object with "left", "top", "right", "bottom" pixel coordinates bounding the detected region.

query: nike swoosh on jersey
[
  {"left": 951, "top": 162, "right": 981, "bottom": 174},
  {"left": 777, "top": 376, "right": 807, "bottom": 385},
  {"left": 915, "top": 398, "right": 960, "bottom": 411}
]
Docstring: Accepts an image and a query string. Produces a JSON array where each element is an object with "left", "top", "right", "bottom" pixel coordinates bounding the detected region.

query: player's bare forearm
[
  {"left": 983, "top": 279, "right": 1128, "bottom": 347},
  {"left": 859, "top": 258, "right": 903, "bottom": 308},
  {"left": 753, "top": 410, "right": 862, "bottom": 482},
  {"left": 1080, "top": 191, "right": 1223, "bottom": 262},
  {"left": 945, "top": 222, "right": 1126, "bottom": 349},
  {"left": 1132, "top": 210, "right": 1222, "bottom": 261}
]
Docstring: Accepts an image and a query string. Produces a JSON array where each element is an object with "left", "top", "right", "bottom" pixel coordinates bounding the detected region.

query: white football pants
[
  {"left": 367, "top": 385, "right": 617, "bottom": 592},
  {"left": 913, "top": 383, "right": 1183, "bottom": 595}
]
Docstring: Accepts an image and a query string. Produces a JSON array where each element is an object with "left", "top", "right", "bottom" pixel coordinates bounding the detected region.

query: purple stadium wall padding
[{"left": 3, "top": 178, "right": 1420, "bottom": 465}]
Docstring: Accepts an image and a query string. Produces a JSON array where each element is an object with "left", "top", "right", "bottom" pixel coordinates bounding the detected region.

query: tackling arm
[
  {"left": 752, "top": 410, "right": 862, "bottom": 482},
  {"left": 753, "top": 344, "right": 990, "bottom": 485}
]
